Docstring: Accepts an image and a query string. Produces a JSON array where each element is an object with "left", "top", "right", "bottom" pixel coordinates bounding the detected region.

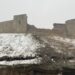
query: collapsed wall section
[
  {"left": 52, "top": 23, "right": 67, "bottom": 37},
  {"left": 27, "top": 25, "right": 52, "bottom": 36}
]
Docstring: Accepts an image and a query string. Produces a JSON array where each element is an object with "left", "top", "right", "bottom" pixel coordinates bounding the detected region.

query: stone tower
[
  {"left": 66, "top": 19, "right": 75, "bottom": 37},
  {"left": 14, "top": 14, "right": 27, "bottom": 33}
]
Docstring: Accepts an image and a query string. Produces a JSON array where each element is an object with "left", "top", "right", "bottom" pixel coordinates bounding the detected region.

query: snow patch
[{"left": 0, "top": 33, "right": 42, "bottom": 65}]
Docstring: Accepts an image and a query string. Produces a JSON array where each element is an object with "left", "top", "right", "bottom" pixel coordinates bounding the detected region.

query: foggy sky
[{"left": 0, "top": 0, "right": 75, "bottom": 29}]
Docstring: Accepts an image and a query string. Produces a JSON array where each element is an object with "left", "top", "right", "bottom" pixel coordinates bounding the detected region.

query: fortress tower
[
  {"left": 0, "top": 14, "right": 75, "bottom": 38},
  {"left": 0, "top": 14, "right": 28, "bottom": 33},
  {"left": 14, "top": 14, "right": 27, "bottom": 33},
  {"left": 65, "top": 19, "right": 75, "bottom": 37}
]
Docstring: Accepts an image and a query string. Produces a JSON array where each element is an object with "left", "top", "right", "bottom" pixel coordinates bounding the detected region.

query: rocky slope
[{"left": 0, "top": 33, "right": 75, "bottom": 68}]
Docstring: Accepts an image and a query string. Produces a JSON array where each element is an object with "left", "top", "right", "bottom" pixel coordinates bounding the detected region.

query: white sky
[{"left": 0, "top": 0, "right": 75, "bottom": 29}]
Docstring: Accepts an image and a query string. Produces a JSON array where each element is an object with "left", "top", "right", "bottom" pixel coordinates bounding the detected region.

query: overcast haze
[{"left": 0, "top": 0, "right": 75, "bottom": 29}]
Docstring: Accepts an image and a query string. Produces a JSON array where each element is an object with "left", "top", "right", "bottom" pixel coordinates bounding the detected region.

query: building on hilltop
[
  {"left": 66, "top": 19, "right": 75, "bottom": 37},
  {"left": 0, "top": 14, "right": 52, "bottom": 36},
  {"left": 52, "top": 19, "right": 75, "bottom": 38},
  {"left": 0, "top": 14, "right": 75, "bottom": 38}
]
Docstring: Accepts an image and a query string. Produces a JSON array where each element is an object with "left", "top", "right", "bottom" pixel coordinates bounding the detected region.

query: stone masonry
[
  {"left": 0, "top": 14, "right": 52, "bottom": 36},
  {"left": 53, "top": 19, "right": 75, "bottom": 38},
  {"left": 0, "top": 14, "right": 27, "bottom": 33},
  {"left": 0, "top": 14, "right": 75, "bottom": 38}
]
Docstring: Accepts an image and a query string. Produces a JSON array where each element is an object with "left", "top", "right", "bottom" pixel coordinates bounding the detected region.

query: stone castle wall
[
  {"left": 0, "top": 14, "right": 53, "bottom": 37},
  {"left": 0, "top": 14, "right": 75, "bottom": 38},
  {"left": 53, "top": 19, "right": 75, "bottom": 38},
  {"left": 0, "top": 20, "right": 14, "bottom": 33},
  {"left": 28, "top": 28, "right": 52, "bottom": 36},
  {"left": 52, "top": 23, "right": 67, "bottom": 37},
  {"left": 53, "top": 23, "right": 66, "bottom": 33},
  {"left": 0, "top": 14, "right": 27, "bottom": 33},
  {"left": 65, "top": 19, "right": 75, "bottom": 37}
]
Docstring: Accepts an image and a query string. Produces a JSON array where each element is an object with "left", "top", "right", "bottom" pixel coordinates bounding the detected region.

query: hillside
[{"left": 0, "top": 34, "right": 75, "bottom": 69}]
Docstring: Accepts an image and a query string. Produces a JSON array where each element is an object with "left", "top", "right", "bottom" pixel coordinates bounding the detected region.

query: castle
[
  {"left": 0, "top": 14, "right": 75, "bottom": 38},
  {"left": 53, "top": 19, "right": 75, "bottom": 38},
  {"left": 0, "top": 14, "right": 52, "bottom": 36}
]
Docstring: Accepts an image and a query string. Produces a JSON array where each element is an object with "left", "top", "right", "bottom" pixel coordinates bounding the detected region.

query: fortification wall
[
  {"left": 0, "top": 14, "right": 27, "bottom": 33},
  {"left": 0, "top": 14, "right": 75, "bottom": 38},
  {"left": 52, "top": 23, "right": 67, "bottom": 37},
  {"left": 14, "top": 14, "right": 27, "bottom": 33},
  {"left": 53, "top": 23, "right": 65, "bottom": 31},
  {"left": 0, "top": 14, "right": 52, "bottom": 36},
  {"left": 0, "top": 20, "right": 14, "bottom": 33},
  {"left": 29, "top": 29, "right": 51, "bottom": 36},
  {"left": 52, "top": 20, "right": 75, "bottom": 38},
  {"left": 65, "top": 19, "right": 75, "bottom": 37}
]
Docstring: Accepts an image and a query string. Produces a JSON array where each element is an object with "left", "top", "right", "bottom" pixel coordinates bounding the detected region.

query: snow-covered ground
[
  {"left": 0, "top": 34, "right": 42, "bottom": 65},
  {"left": 52, "top": 36, "right": 75, "bottom": 46},
  {"left": 0, "top": 58, "right": 42, "bottom": 65},
  {"left": 0, "top": 34, "right": 75, "bottom": 65}
]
